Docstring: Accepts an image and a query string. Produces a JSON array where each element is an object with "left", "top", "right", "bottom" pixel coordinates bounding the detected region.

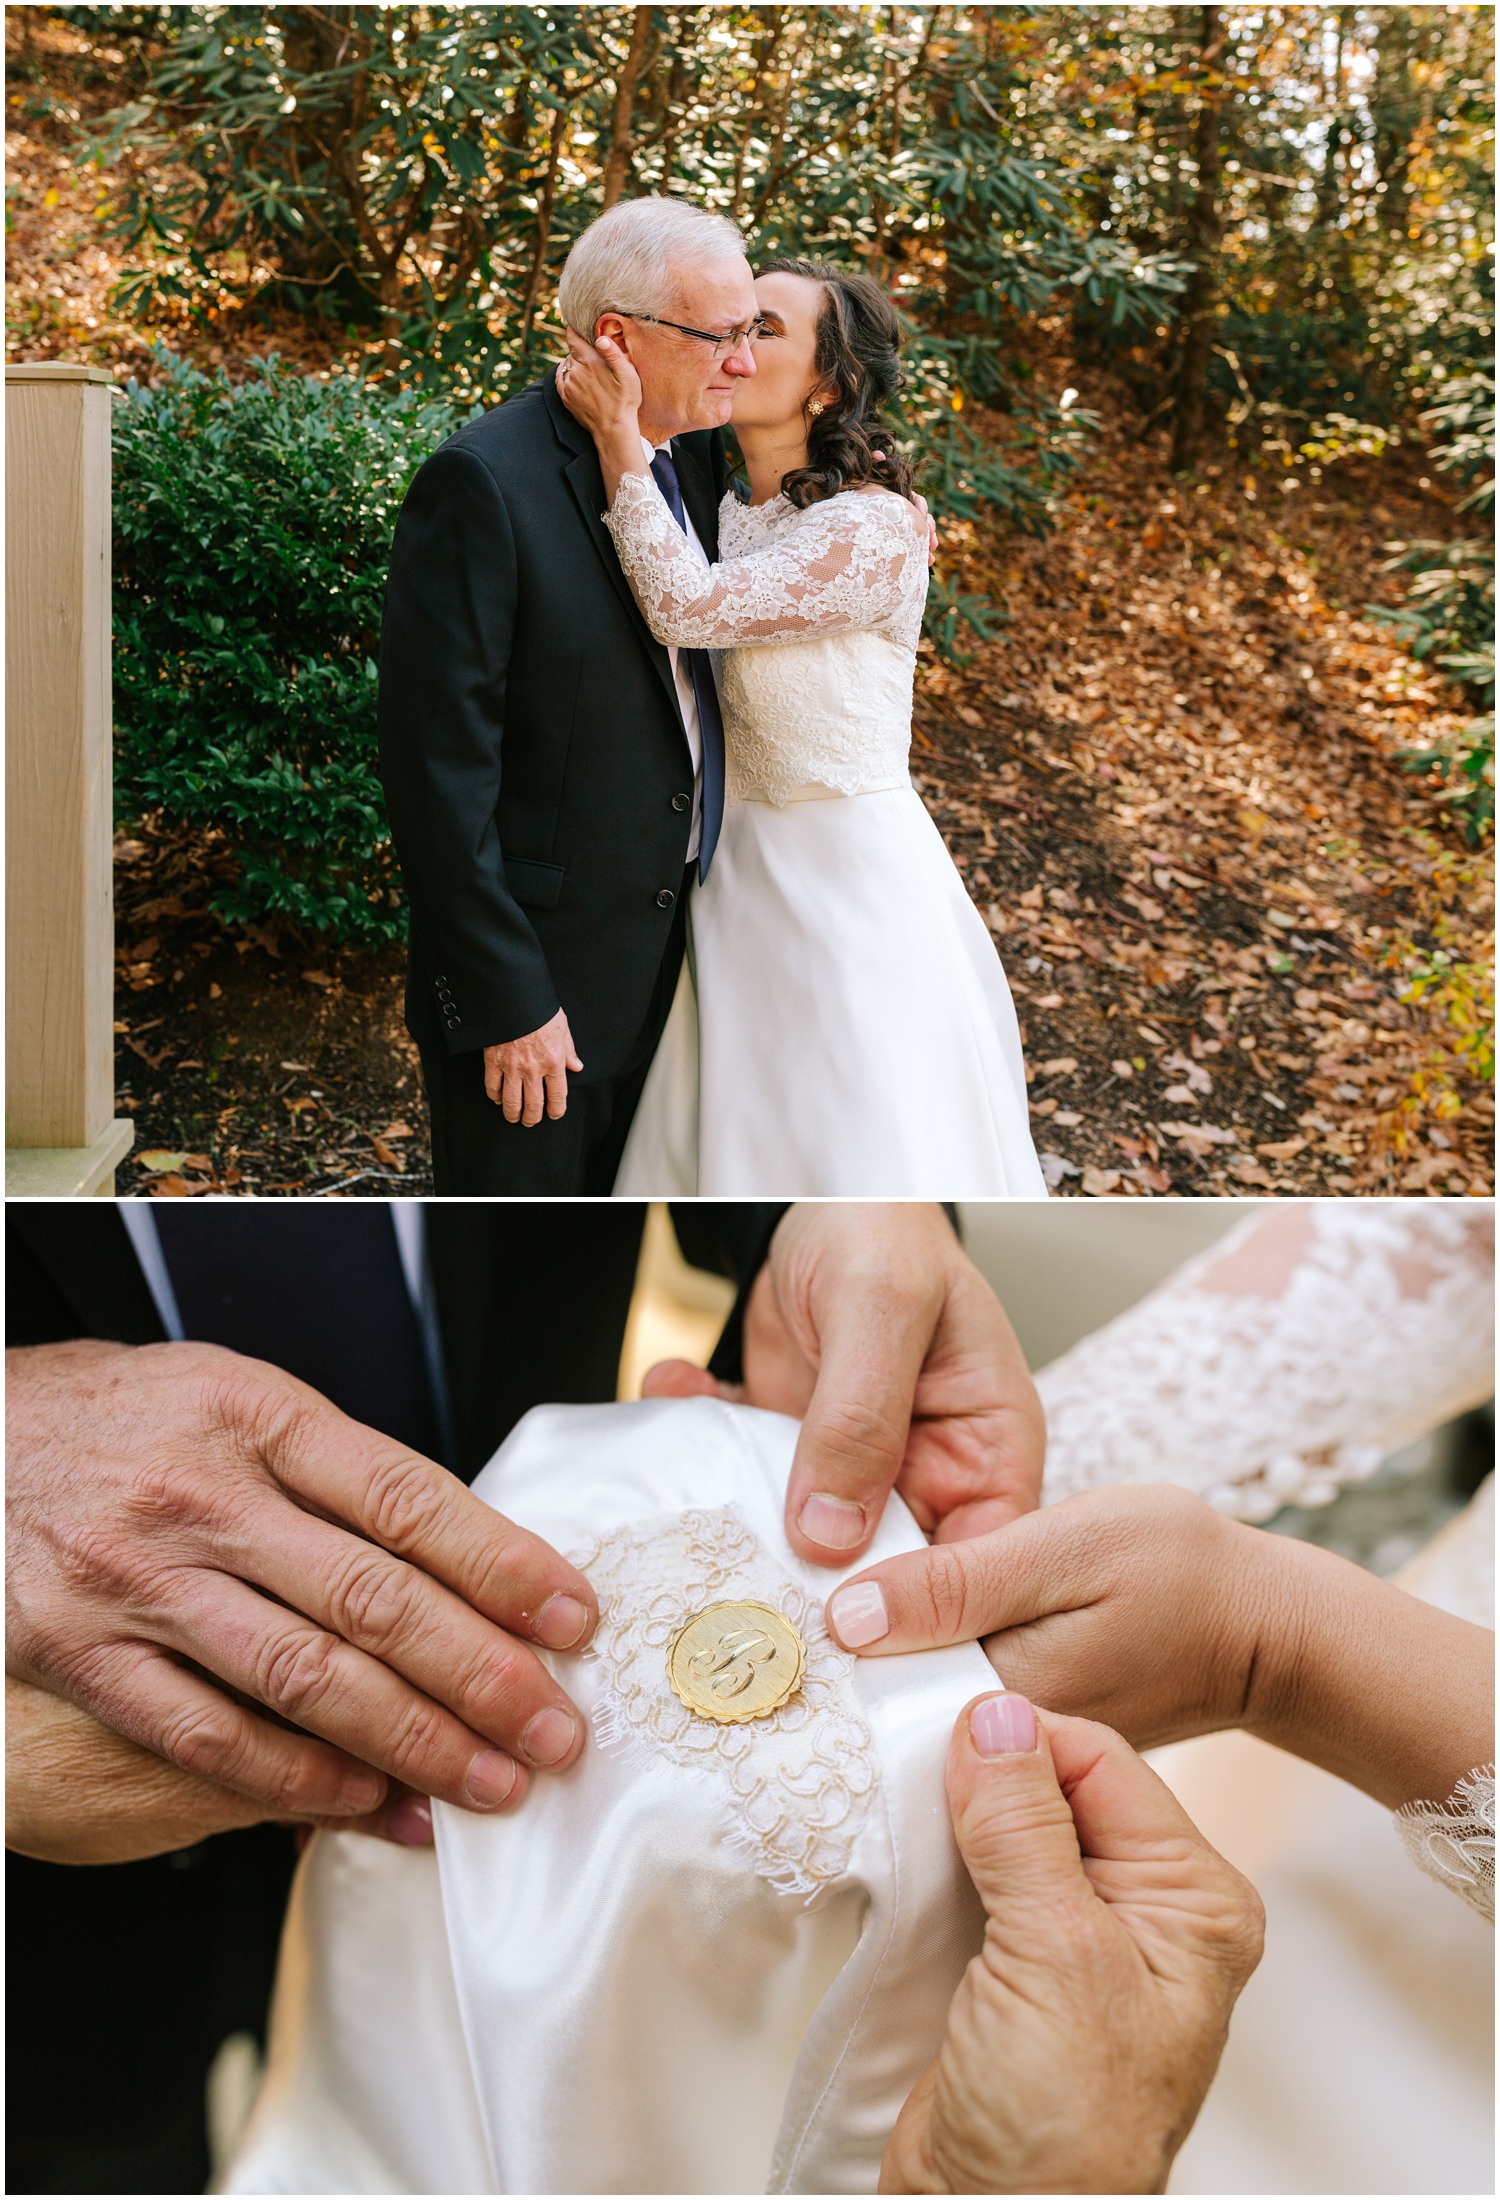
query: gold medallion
[{"left": 666, "top": 1600, "right": 807, "bottom": 1723}]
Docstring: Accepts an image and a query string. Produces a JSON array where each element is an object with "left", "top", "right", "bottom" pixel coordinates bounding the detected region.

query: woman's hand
[
  {"left": 828, "top": 1484, "right": 1263, "bottom": 1746},
  {"left": 826, "top": 1482, "right": 1496, "bottom": 1815},
  {"left": 557, "top": 330, "right": 645, "bottom": 454},
  {"left": 881, "top": 1694, "right": 1263, "bottom": 2195}
]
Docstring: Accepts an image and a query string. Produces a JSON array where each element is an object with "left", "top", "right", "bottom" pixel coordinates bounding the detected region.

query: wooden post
[{"left": 6, "top": 363, "right": 133, "bottom": 1195}]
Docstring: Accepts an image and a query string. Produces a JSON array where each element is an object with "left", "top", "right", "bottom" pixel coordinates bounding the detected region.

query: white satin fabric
[
  {"left": 614, "top": 782, "right": 1046, "bottom": 1197},
  {"left": 226, "top": 1398, "right": 993, "bottom": 2195}
]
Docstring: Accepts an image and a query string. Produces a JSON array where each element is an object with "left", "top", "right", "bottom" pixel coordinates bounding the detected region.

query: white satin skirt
[
  {"left": 614, "top": 782, "right": 1047, "bottom": 1197},
  {"left": 224, "top": 1398, "right": 994, "bottom": 2195}
]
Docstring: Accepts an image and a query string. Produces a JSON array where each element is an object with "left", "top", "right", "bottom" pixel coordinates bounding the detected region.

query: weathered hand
[
  {"left": 483, "top": 1006, "right": 583, "bottom": 1125},
  {"left": 557, "top": 327, "right": 644, "bottom": 441},
  {"left": 6, "top": 1339, "right": 599, "bottom": 1822},
  {"left": 880, "top": 1696, "right": 1263, "bottom": 2195},
  {"left": 644, "top": 1204, "right": 1044, "bottom": 1565},
  {"left": 5, "top": 1676, "right": 438, "bottom": 1864}
]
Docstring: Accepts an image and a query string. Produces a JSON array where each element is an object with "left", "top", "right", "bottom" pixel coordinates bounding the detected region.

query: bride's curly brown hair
[{"left": 753, "top": 257, "right": 916, "bottom": 508}]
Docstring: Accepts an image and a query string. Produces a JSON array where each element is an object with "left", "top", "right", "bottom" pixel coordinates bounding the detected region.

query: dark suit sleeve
[
  {"left": 378, "top": 444, "right": 562, "bottom": 1054},
  {"left": 669, "top": 1204, "right": 784, "bottom": 1383}
]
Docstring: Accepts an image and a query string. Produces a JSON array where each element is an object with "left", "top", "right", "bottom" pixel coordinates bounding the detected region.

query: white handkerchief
[{"left": 227, "top": 1397, "right": 992, "bottom": 2195}]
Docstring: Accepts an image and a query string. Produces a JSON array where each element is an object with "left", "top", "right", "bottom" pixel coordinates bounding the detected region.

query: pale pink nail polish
[
  {"left": 387, "top": 1795, "right": 434, "bottom": 1847},
  {"left": 521, "top": 1706, "right": 579, "bottom": 1767},
  {"left": 970, "top": 1693, "right": 1036, "bottom": 1757},
  {"left": 534, "top": 1593, "right": 591, "bottom": 1650},
  {"left": 798, "top": 1491, "right": 867, "bottom": 1551},
  {"left": 829, "top": 1581, "right": 890, "bottom": 1649},
  {"left": 465, "top": 1749, "right": 520, "bottom": 1806}
]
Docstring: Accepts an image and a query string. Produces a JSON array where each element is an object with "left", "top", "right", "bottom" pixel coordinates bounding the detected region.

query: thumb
[
  {"left": 786, "top": 1267, "right": 940, "bottom": 1562},
  {"left": 947, "top": 1693, "right": 1094, "bottom": 1917}
]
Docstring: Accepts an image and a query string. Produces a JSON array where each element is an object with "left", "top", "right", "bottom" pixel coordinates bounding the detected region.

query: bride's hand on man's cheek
[
  {"left": 557, "top": 328, "right": 643, "bottom": 434},
  {"left": 826, "top": 1484, "right": 1271, "bottom": 1753},
  {"left": 643, "top": 1205, "right": 1046, "bottom": 1567},
  {"left": 881, "top": 1696, "right": 1263, "bottom": 2195}
]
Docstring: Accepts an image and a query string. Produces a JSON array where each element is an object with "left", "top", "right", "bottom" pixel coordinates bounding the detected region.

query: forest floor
[{"left": 9, "top": 13, "right": 1493, "bottom": 1198}]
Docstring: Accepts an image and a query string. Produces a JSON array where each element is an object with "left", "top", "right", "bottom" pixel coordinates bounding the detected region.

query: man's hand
[
  {"left": 7, "top": 1340, "right": 599, "bottom": 1824},
  {"left": 483, "top": 1007, "right": 583, "bottom": 1126},
  {"left": 881, "top": 1696, "right": 1263, "bottom": 2195},
  {"left": 5, "top": 1676, "right": 437, "bottom": 1864},
  {"left": 912, "top": 491, "right": 939, "bottom": 568},
  {"left": 644, "top": 1205, "right": 1044, "bottom": 1565}
]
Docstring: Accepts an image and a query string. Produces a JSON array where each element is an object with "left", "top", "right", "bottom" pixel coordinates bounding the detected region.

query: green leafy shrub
[
  {"left": 113, "top": 348, "right": 471, "bottom": 941},
  {"left": 1368, "top": 373, "right": 1495, "bottom": 843}
]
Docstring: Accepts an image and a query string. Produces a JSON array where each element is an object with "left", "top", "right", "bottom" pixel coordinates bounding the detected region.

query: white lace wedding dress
[
  {"left": 606, "top": 473, "right": 1046, "bottom": 1196},
  {"left": 1034, "top": 1202, "right": 1495, "bottom": 2195}
]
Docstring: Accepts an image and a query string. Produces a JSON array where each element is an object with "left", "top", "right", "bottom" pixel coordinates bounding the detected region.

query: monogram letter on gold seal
[{"left": 666, "top": 1600, "right": 807, "bottom": 1723}]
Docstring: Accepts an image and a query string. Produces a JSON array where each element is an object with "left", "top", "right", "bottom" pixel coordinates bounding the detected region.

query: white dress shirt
[{"left": 644, "top": 434, "right": 710, "bottom": 863}]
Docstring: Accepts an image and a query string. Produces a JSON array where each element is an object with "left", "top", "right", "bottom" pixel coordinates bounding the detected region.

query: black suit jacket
[
  {"left": 378, "top": 370, "right": 729, "bottom": 1073},
  {"left": 8, "top": 1203, "right": 781, "bottom": 1480}
]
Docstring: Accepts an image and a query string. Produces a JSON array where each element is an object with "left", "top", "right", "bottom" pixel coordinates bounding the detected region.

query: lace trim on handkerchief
[
  {"left": 568, "top": 1506, "right": 876, "bottom": 1898},
  {"left": 1395, "top": 1765, "right": 1496, "bottom": 1921}
]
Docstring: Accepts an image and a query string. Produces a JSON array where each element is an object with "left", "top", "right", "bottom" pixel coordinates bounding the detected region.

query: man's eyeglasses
[{"left": 619, "top": 311, "right": 766, "bottom": 361}]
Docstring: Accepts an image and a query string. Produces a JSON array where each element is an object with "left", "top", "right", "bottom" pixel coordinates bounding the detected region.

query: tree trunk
[
  {"left": 272, "top": 5, "right": 362, "bottom": 290},
  {"left": 602, "top": 6, "right": 655, "bottom": 209},
  {"left": 521, "top": 107, "right": 568, "bottom": 346},
  {"left": 1169, "top": 5, "right": 1227, "bottom": 475},
  {"left": 1315, "top": 7, "right": 1349, "bottom": 231},
  {"left": 730, "top": 14, "right": 785, "bottom": 223}
]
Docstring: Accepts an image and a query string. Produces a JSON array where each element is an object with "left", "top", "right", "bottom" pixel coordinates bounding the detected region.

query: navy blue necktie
[
  {"left": 154, "top": 1208, "right": 447, "bottom": 1466},
  {"left": 650, "top": 447, "right": 725, "bottom": 880}
]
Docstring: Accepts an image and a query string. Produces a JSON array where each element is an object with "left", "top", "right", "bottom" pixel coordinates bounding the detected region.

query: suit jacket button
[
  {"left": 656, "top": 888, "right": 676, "bottom": 909},
  {"left": 445, "top": 1015, "right": 460, "bottom": 1028},
  {"left": 671, "top": 792, "right": 690, "bottom": 813}
]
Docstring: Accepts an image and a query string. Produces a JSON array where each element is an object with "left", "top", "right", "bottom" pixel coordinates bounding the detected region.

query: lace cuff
[
  {"left": 1037, "top": 1206, "right": 1495, "bottom": 1521},
  {"left": 1395, "top": 1766, "right": 1496, "bottom": 1920},
  {"left": 604, "top": 471, "right": 925, "bottom": 649}
]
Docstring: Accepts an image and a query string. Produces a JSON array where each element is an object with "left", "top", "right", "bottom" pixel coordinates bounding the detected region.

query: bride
[{"left": 556, "top": 259, "right": 1046, "bottom": 1198}]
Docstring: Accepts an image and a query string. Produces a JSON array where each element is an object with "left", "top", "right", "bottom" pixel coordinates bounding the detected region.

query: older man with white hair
[{"left": 379, "top": 198, "right": 758, "bottom": 1193}]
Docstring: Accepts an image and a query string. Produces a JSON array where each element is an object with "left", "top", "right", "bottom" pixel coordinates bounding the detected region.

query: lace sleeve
[
  {"left": 1036, "top": 1206, "right": 1495, "bottom": 1521},
  {"left": 1396, "top": 1766, "right": 1496, "bottom": 1921},
  {"left": 602, "top": 472, "right": 927, "bottom": 648}
]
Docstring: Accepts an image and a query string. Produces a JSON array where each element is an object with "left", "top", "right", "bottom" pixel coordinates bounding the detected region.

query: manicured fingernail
[
  {"left": 798, "top": 1492, "right": 867, "bottom": 1550},
  {"left": 387, "top": 1795, "right": 434, "bottom": 1848},
  {"left": 521, "top": 1706, "right": 579, "bottom": 1767},
  {"left": 534, "top": 1592, "right": 591, "bottom": 1650},
  {"left": 970, "top": 1693, "right": 1036, "bottom": 1758},
  {"left": 338, "top": 1770, "right": 384, "bottom": 1813},
  {"left": 828, "top": 1580, "right": 889, "bottom": 1649},
  {"left": 465, "top": 1749, "right": 521, "bottom": 1807}
]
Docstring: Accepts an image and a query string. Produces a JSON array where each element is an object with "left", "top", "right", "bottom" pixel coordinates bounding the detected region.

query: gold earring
[{"left": 808, "top": 399, "right": 824, "bottom": 417}]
